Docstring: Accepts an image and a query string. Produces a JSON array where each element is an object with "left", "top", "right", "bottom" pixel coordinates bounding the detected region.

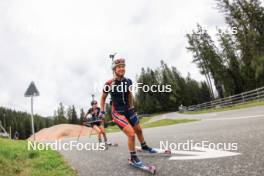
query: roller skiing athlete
[
  {"left": 99, "top": 55, "right": 157, "bottom": 174},
  {"left": 84, "top": 99, "right": 110, "bottom": 145}
]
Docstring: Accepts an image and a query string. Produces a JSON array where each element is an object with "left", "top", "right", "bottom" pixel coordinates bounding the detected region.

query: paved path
[{"left": 60, "top": 106, "right": 264, "bottom": 176}]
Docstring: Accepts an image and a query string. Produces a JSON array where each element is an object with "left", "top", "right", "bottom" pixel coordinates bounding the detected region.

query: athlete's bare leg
[
  {"left": 133, "top": 124, "right": 145, "bottom": 143},
  {"left": 99, "top": 125, "right": 107, "bottom": 142},
  {"left": 122, "top": 124, "right": 135, "bottom": 151},
  {"left": 93, "top": 125, "right": 102, "bottom": 141}
]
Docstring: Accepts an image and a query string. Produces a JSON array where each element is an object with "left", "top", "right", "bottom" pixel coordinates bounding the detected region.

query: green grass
[
  {"left": 147, "top": 112, "right": 168, "bottom": 117},
  {"left": 0, "top": 138, "right": 77, "bottom": 176},
  {"left": 141, "top": 119, "right": 198, "bottom": 128},
  {"left": 105, "top": 116, "right": 153, "bottom": 133},
  {"left": 105, "top": 125, "right": 121, "bottom": 133},
  {"left": 139, "top": 117, "right": 153, "bottom": 124},
  {"left": 105, "top": 117, "right": 197, "bottom": 133},
  {"left": 184, "top": 100, "right": 264, "bottom": 115}
]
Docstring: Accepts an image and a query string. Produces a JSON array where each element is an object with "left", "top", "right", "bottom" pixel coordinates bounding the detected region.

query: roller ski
[
  {"left": 98, "top": 141, "right": 118, "bottom": 150},
  {"left": 106, "top": 142, "right": 118, "bottom": 147},
  {"left": 135, "top": 146, "right": 171, "bottom": 155},
  {"left": 98, "top": 142, "right": 108, "bottom": 150},
  {"left": 128, "top": 158, "right": 156, "bottom": 174}
]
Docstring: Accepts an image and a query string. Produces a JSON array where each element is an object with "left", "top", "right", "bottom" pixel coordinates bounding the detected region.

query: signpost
[
  {"left": 109, "top": 52, "right": 117, "bottom": 62},
  {"left": 0, "top": 121, "right": 9, "bottom": 138},
  {"left": 24, "top": 81, "right": 39, "bottom": 141}
]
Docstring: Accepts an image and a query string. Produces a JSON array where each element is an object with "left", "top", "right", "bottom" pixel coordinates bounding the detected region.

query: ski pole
[
  {"left": 88, "top": 128, "right": 94, "bottom": 138},
  {"left": 77, "top": 123, "right": 86, "bottom": 141}
]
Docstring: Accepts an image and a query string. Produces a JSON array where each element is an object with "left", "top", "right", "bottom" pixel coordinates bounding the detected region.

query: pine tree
[
  {"left": 79, "top": 108, "right": 85, "bottom": 125},
  {"left": 57, "top": 103, "right": 67, "bottom": 124},
  {"left": 71, "top": 105, "right": 78, "bottom": 124}
]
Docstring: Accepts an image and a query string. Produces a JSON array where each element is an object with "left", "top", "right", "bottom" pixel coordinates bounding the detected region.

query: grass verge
[
  {"left": 0, "top": 138, "right": 77, "bottom": 176},
  {"left": 183, "top": 100, "right": 264, "bottom": 115},
  {"left": 105, "top": 117, "right": 198, "bottom": 133},
  {"left": 141, "top": 119, "right": 198, "bottom": 129}
]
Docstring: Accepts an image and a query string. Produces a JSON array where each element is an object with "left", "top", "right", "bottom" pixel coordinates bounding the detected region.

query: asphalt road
[{"left": 60, "top": 106, "right": 264, "bottom": 176}]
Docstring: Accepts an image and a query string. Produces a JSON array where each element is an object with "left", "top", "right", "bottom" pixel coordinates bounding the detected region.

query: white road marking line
[
  {"left": 205, "top": 115, "right": 264, "bottom": 121},
  {"left": 169, "top": 147, "right": 241, "bottom": 160},
  {"left": 136, "top": 146, "right": 241, "bottom": 160}
]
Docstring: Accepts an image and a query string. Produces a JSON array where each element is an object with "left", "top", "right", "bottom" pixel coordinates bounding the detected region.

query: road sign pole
[
  {"left": 31, "top": 96, "right": 35, "bottom": 141},
  {"left": 24, "top": 81, "right": 39, "bottom": 141}
]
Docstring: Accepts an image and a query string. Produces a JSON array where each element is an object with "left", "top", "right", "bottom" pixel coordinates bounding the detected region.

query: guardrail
[{"left": 183, "top": 86, "right": 264, "bottom": 112}]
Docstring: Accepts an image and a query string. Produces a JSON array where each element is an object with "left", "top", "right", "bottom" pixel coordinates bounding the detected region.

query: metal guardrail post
[
  {"left": 242, "top": 93, "right": 245, "bottom": 103},
  {"left": 256, "top": 88, "right": 260, "bottom": 100}
]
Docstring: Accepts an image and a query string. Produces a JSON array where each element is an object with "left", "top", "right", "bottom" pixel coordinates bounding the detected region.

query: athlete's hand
[
  {"left": 87, "top": 114, "right": 92, "bottom": 119},
  {"left": 99, "top": 111, "right": 105, "bottom": 118},
  {"left": 128, "top": 106, "right": 135, "bottom": 113},
  {"left": 128, "top": 107, "right": 137, "bottom": 117}
]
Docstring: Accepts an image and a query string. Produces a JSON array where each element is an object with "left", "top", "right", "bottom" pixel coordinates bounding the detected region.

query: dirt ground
[{"left": 28, "top": 124, "right": 97, "bottom": 141}]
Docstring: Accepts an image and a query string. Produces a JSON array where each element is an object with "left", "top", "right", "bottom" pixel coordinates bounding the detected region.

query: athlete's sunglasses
[{"left": 114, "top": 58, "right": 125, "bottom": 65}]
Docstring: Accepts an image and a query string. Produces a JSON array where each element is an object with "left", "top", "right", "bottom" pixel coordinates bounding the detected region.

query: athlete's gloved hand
[
  {"left": 99, "top": 111, "right": 105, "bottom": 118},
  {"left": 128, "top": 106, "right": 135, "bottom": 113},
  {"left": 128, "top": 106, "right": 137, "bottom": 117},
  {"left": 87, "top": 114, "right": 92, "bottom": 119},
  {"left": 128, "top": 107, "right": 139, "bottom": 125}
]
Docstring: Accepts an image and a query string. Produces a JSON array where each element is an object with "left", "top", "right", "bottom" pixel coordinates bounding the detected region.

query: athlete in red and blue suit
[{"left": 100, "top": 57, "right": 155, "bottom": 166}]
